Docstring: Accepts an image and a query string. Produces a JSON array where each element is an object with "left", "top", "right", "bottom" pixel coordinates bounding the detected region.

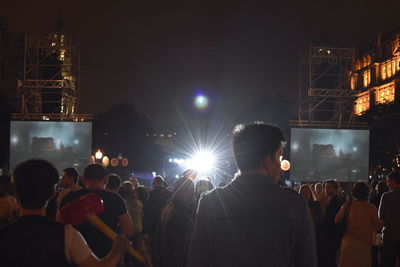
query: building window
[
  {"left": 375, "top": 82, "right": 395, "bottom": 105},
  {"left": 350, "top": 74, "right": 357, "bottom": 90},
  {"left": 392, "top": 60, "right": 397, "bottom": 75},
  {"left": 354, "top": 92, "right": 370, "bottom": 115},
  {"left": 381, "top": 64, "right": 387, "bottom": 80},
  {"left": 355, "top": 60, "right": 361, "bottom": 71},
  {"left": 363, "top": 69, "right": 371, "bottom": 87},
  {"left": 387, "top": 62, "right": 392, "bottom": 77},
  {"left": 397, "top": 57, "right": 400, "bottom": 72}
]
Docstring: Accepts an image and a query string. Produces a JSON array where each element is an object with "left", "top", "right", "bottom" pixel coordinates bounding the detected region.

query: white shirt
[{"left": 64, "top": 224, "right": 93, "bottom": 264}]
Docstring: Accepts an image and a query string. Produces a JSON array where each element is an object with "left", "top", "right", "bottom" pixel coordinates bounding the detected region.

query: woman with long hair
[
  {"left": 154, "top": 177, "right": 195, "bottom": 267},
  {"left": 119, "top": 181, "right": 144, "bottom": 234}
]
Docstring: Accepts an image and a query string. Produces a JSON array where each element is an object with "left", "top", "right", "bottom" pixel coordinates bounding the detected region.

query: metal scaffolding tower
[
  {"left": 290, "top": 46, "right": 368, "bottom": 128},
  {"left": 11, "top": 22, "right": 91, "bottom": 121}
]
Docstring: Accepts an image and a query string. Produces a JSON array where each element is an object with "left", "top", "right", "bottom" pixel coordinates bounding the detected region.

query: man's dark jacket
[
  {"left": 379, "top": 188, "right": 400, "bottom": 241},
  {"left": 187, "top": 173, "right": 317, "bottom": 267}
]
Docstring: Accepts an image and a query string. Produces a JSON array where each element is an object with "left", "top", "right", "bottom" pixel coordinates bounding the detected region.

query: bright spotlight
[
  {"left": 188, "top": 150, "right": 216, "bottom": 173},
  {"left": 194, "top": 95, "right": 209, "bottom": 110}
]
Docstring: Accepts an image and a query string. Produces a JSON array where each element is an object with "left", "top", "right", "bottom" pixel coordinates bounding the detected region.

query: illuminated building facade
[{"left": 351, "top": 33, "right": 400, "bottom": 115}]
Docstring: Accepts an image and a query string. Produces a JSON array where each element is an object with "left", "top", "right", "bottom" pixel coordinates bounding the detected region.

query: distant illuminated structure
[
  {"left": 292, "top": 46, "right": 367, "bottom": 128},
  {"left": 351, "top": 33, "right": 400, "bottom": 116},
  {"left": 12, "top": 16, "right": 91, "bottom": 121}
]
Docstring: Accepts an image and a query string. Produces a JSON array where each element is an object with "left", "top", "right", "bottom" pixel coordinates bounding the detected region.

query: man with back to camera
[
  {"left": 105, "top": 174, "right": 122, "bottom": 193},
  {"left": 0, "top": 159, "right": 129, "bottom": 267},
  {"left": 56, "top": 167, "right": 81, "bottom": 221},
  {"left": 143, "top": 176, "right": 172, "bottom": 236},
  {"left": 187, "top": 122, "right": 317, "bottom": 267},
  {"left": 379, "top": 171, "right": 400, "bottom": 267},
  {"left": 60, "top": 163, "right": 133, "bottom": 259}
]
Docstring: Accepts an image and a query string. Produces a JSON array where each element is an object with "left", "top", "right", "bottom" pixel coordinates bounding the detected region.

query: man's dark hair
[
  {"left": 63, "top": 167, "right": 79, "bottom": 183},
  {"left": 14, "top": 159, "right": 59, "bottom": 209},
  {"left": 83, "top": 163, "right": 106, "bottom": 182},
  {"left": 387, "top": 171, "right": 400, "bottom": 184},
  {"left": 352, "top": 182, "right": 370, "bottom": 201},
  {"left": 325, "top": 179, "right": 339, "bottom": 189},
  {"left": 232, "top": 122, "right": 285, "bottom": 172},
  {"left": 106, "top": 174, "right": 121, "bottom": 190},
  {"left": 153, "top": 175, "right": 165, "bottom": 185}
]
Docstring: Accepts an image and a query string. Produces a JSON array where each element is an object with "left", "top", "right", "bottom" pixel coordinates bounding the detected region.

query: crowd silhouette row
[{"left": 0, "top": 123, "right": 399, "bottom": 267}]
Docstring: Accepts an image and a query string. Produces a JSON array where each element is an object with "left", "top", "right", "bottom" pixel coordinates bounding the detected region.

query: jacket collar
[{"left": 232, "top": 172, "right": 278, "bottom": 187}]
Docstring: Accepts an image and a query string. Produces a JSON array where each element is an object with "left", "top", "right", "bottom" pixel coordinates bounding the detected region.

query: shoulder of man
[
  {"left": 282, "top": 186, "right": 302, "bottom": 196},
  {"left": 382, "top": 190, "right": 400, "bottom": 203},
  {"left": 197, "top": 185, "right": 241, "bottom": 211},
  {"left": 60, "top": 188, "right": 89, "bottom": 208},
  {"left": 96, "top": 190, "right": 127, "bottom": 209},
  {"left": 381, "top": 190, "right": 393, "bottom": 200},
  {"left": 92, "top": 189, "right": 122, "bottom": 201},
  {"left": 58, "top": 188, "right": 71, "bottom": 201},
  {"left": 195, "top": 187, "right": 221, "bottom": 209}
]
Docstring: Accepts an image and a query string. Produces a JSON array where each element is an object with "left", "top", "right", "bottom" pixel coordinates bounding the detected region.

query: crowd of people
[{"left": 0, "top": 122, "right": 399, "bottom": 267}]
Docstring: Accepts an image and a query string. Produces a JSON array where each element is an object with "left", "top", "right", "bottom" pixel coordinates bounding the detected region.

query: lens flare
[
  {"left": 194, "top": 95, "right": 209, "bottom": 110},
  {"left": 187, "top": 150, "right": 216, "bottom": 173}
]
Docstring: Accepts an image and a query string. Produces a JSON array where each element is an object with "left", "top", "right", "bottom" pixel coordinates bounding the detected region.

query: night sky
[{"left": 2, "top": 0, "right": 400, "bottom": 129}]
